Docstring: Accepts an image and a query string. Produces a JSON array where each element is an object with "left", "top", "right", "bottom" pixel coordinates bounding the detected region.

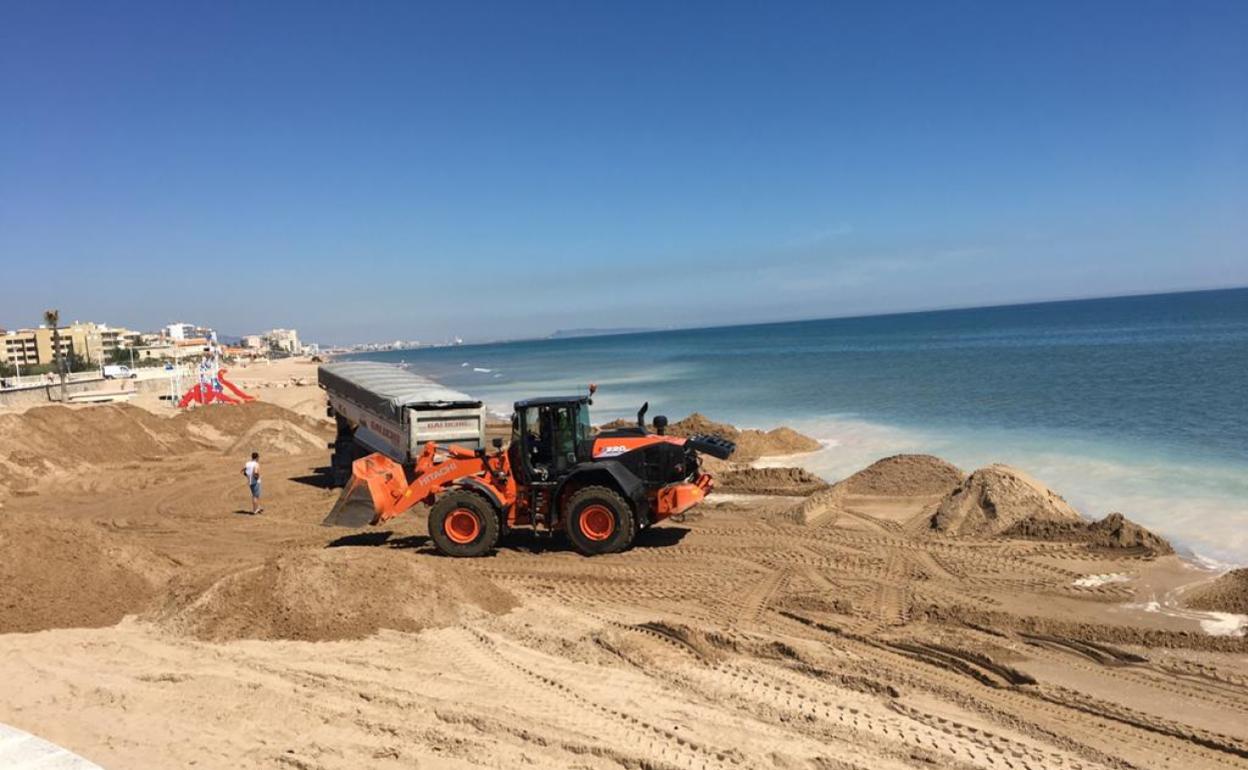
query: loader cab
[{"left": 510, "top": 396, "right": 593, "bottom": 482}]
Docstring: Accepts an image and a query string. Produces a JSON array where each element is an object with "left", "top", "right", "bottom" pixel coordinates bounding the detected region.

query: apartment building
[
  {"left": 2, "top": 323, "right": 104, "bottom": 367},
  {"left": 99, "top": 326, "right": 143, "bottom": 358},
  {"left": 264, "top": 328, "right": 300, "bottom": 353}
]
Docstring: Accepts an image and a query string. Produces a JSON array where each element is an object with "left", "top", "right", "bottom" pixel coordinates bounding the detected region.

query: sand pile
[
  {"left": 838, "top": 454, "right": 964, "bottom": 496},
  {"left": 716, "top": 466, "right": 829, "bottom": 496},
  {"left": 599, "top": 413, "right": 822, "bottom": 463},
  {"left": 176, "top": 400, "right": 321, "bottom": 436},
  {"left": 0, "top": 404, "right": 188, "bottom": 497},
  {"left": 930, "top": 464, "right": 1081, "bottom": 537},
  {"left": 666, "top": 413, "right": 821, "bottom": 461},
  {"left": 226, "top": 419, "right": 327, "bottom": 456},
  {"left": 0, "top": 521, "right": 174, "bottom": 633},
  {"left": 1185, "top": 569, "right": 1248, "bottom": 615},
  {"left": 157, "top": 548, "right": 517, "bottom": 642},
  {"left": 1003, "top": 512, "right": 1173, "bottom": 555},
  {"left": 785, "top": 454, "right": 962, "bottom": 525},
  {"left": 0, "top": 404, "right": 187, "bottom": 465},
  {"left": 0, "top": 402, "right": 329, "bottom": 498}
]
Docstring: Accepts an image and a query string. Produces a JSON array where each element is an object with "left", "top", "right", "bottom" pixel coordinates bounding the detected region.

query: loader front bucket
[
  {"left": 323, "top": 476, "right": 380, "bottom": 528},
  {"left": 321, "top": 454, "right": 411, "bottom": 528}
]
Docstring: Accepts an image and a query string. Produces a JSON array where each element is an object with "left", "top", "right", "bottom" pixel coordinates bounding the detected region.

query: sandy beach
[{"left": 2, "top": 376, "right": 1247, "bottom": 770}]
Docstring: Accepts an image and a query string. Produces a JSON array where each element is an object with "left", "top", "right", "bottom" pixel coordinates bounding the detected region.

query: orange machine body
[
  {"left": 344, "top": 439, "right": 712, "bottom": 529},
  {"left": 589, "top": 434, "right": 687, "bottom": 458},
  {"left": 345, "top": 442, "right": 516, "bottom": 526}
]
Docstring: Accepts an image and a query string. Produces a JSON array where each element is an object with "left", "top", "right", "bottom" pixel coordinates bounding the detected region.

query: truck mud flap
[{"left": 322, "top": 478, "right": 378, "bottom": 528}]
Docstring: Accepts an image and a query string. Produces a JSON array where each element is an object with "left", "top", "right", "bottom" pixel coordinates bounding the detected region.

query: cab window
[
  {"left": 550, "top": 406, "right": 577, "bottom": 468},
  {"left": 576, "top": 405, "right": 591, "bottom": 443}
]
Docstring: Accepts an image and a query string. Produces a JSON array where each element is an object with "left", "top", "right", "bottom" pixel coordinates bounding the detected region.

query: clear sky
[{"left": 2, "top": 1, "right": 1245, "bottom": 344}]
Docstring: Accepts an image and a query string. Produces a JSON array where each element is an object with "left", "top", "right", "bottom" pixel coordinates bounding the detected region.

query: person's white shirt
[{"left": 244, "top": 460, "right": 259, "bottom": 483}]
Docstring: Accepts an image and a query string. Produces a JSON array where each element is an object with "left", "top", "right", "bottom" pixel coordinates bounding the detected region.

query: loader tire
[
  {"left": 428, "top": 490, "right": 501, "bottom": 558},
  {"left": 565, "top": 486, "right": 635, "bottom": 556}
]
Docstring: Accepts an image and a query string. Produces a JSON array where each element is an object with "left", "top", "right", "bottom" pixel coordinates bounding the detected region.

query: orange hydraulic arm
[{"left": 339, "top": 442, "right": 516, "bottom": 526}]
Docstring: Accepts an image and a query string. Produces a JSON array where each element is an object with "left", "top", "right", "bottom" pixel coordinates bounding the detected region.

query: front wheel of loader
[
  {"left": 428, "top": 491, "right": 501, "bottom": 557},
  {"left": 565, "top": 486, "right": 636, "bottom": 556}
]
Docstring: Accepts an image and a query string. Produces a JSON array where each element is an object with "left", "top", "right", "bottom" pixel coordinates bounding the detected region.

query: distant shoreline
[{"left": 334, "top": 285, "right": 1248, "bottom": 353}]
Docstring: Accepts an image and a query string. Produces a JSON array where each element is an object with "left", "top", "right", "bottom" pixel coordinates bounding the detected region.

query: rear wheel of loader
[
  {"left": 428, "top": 491, "right": 500, "bottom": 557},
  {"left": 565, "top": 486, "right": 635, "bottom": 556}
]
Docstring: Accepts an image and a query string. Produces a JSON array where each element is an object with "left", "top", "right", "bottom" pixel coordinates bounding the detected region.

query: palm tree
[{"left": 43, "top": 309, "right": 67, "bottom": 402}]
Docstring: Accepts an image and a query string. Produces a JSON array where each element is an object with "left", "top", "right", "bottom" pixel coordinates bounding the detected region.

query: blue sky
[{"left": 2, "top": 1, "right": 1245, "bottom": 344}]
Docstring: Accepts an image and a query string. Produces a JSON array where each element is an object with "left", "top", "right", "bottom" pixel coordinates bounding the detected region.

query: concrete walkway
[{"left": 0, "top": 723, "right": 104, "bottom": 769}]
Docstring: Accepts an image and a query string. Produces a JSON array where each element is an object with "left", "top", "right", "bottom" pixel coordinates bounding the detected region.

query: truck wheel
[
  {"left": 565, "top": 486, "right": 635, "bottom": 556},
  {"left": 428, "top": 490, "right": 501, "bottom": 557}
]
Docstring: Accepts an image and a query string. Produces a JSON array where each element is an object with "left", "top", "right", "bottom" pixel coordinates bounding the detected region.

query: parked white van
[{"left": 103, "top": 365, "right": 137, "bottom": 379}]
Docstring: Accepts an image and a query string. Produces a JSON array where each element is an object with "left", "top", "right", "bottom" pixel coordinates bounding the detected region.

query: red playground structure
[{"left": 177, "top": 364, "right": 254, "bottom": 409}]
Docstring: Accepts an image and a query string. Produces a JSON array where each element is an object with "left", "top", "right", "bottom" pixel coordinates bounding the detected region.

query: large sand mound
[
  {"left": 1003, "top": 512, "right": 1173, "bottom": 555},
  {"left": 0, "top": 521, "right": 175, "bottom": 633},
  {"left": 839, "top": 454, "right": 964, "bottom": 496},
  {"left": 0, "top": 402, "right": 329, "bottom": 498},
  {"left": 0, "top": 404, "right": 187, "bottom": 467},
  {"left": 225, "top": 419, "right": 327, "bottom": 456},
  {"left": 1185, "top": 568, "right": 1248, "bottom": 615},
  {"left": 668, "top": 413, "right": 821, "bottom": 461},
  {"left": 156, "top": 549, "right": 517, "bottom": 642},
  {"left": 931, "top": 464, "right": 1081, "bottom": 536},
  {"left": 716, "top": 466, "right": 828, "bottom": 496}
]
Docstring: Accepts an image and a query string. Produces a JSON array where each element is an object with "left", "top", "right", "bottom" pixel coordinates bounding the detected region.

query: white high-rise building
[{"left": 264, "top": 328, "right": 300, "bottom": 353}]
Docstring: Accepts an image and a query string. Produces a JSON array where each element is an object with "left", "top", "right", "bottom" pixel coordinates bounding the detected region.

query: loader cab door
[{"left": 512, "top": 402, "right": 592, "bottom": 481}]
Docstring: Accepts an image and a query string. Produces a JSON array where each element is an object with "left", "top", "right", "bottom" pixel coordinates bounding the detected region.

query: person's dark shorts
[{"left": 250, "top": 480, "right": 261, "bottom": 498}]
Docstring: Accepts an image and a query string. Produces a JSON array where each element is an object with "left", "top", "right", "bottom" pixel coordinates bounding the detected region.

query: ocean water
[{"left": 348, "top": 288, "right": 1248, "bottom": 563}]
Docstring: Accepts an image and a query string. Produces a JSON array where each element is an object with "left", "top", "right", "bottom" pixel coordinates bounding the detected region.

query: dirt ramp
[
  {"left": 717, "top": 466, "right": 828, "bottom": 496},
  {"left": 839, "top": 454, "right": 964, "bottom": 496},
  {"left": 784, "top": 454, "right": 963, "bottom": 525},
  {"left": 932, "top": 464, "right": 1081, "bottom": 536},
  {"left": 0, "top": 521, "right": 173, "bottom": 633},
  {"left": 1185, "top": 568, "right": 1248, "bottom": 614},
  {"left": 225, "top": 419, "right": 327, "bottom": 456},
  {"left": 157, "top": 549, "right": 517, "bottom": 642}
]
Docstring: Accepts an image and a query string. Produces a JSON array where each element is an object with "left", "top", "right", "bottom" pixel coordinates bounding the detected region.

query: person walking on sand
[{"left": 242, "top": 451, "right": 263, "bottom": 514}]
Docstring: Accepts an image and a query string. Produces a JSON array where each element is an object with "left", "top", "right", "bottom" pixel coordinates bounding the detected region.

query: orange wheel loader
[{"left": 323, "top": 388, "right": 735, "bottom": 557}]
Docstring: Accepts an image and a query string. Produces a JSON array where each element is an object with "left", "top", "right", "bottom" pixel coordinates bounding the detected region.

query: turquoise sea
[{"left": 349, "top": 288, "right": 1248, "bottom": 563}]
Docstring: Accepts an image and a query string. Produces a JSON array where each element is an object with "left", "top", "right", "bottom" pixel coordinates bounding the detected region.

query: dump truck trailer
[{"left": 318, "top": 361, "right": 487, "bottom": 485}]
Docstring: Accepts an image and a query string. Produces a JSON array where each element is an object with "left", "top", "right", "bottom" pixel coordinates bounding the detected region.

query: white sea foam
[
  {"left": 772, "top": 415, "right": 1248, "bottom": 565},
  {"left": 1198, "top": 613, "right": 1248, "bottom": 637},
  {"left": 1129, "top": 597, "right": 1248, "bottom": 637},
  {"left": 1072, "top": 573, "right": 1131, "bottom": 588}
]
